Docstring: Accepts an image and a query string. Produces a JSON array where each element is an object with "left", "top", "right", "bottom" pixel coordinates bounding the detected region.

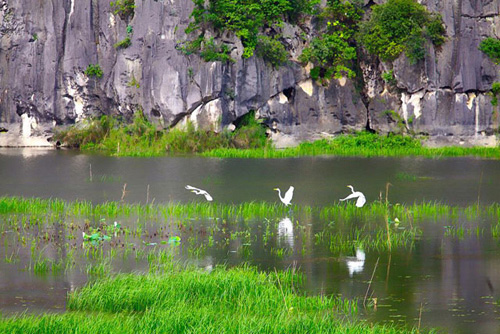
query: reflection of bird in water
[
  {"left": 345, "top": 249, "right": 365, "bottom": 277},
  {"left": 274, "top": 186, "right": 294, "bottom": 206},
  {"left": 339, "top": 185, "right": 366, "bottom": 207},
  {"left": 278, "top": 217, "right": 294, "bottom": 247},
  {"left": 185, "top": 185, "right": 213, "bottom": 201}
]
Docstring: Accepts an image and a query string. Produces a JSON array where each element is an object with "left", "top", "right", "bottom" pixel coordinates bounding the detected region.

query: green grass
[
  {"left": 54, "top": 116, "right": 500, "bottom": 159},
  {"left": 1, "top": 196, "right": 500, "bottom": 223},
  {"left": 0, "top": 265, "right": 428, "bottom": 333},
  {"left": 202, "top": 133, "right": 500, "bottom": 159},
  {"left": 54, "top": 113, "right": 268, "bottom": 157}
]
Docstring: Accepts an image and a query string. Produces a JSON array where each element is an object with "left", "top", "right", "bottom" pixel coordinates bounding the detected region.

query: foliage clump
[
  {"left": 54, "top": 111, "right": 269, "bottom": 156},
  {"left": 110, "top": 0, "right": 135, "bottom": 20},
  {"left": 255, "top": 35, "right": 289, "bottom": 68},
  {"left": 184, "top": 0, "right": 317, "bottom": 63},
  {"left": 359, "top": 0, "right": 446, "bottom": 64},
  {"left": 479, "top": 37, "right": 500, "bottom": 65},
  {"left": 177, "top": 37, "right": 234, "bottom": 63},
  {"left": 54, "top": 116, "right": 114, "bottom": 147},
  {"left": 490, "top": 82, "right": 500, "bottom": 106},
  {"left": 299, "top": 0, "right": 362, "bottom": 81},
  {"left": 114, "top": 36, "right": 131, "bottom": 49},
  {"left": 84, "top": 64, "right": 103, "bottom": 78},
  {"left": 382, "top": 69, "right": 397, "bottom": 86},
  {"left": 114, "top": 25, "right": 133, "bottom": 49}
]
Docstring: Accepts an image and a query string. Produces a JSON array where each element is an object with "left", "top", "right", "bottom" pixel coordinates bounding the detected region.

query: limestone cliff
[{"left": 0, "top": 0, "right": 499, "bottom": 147}]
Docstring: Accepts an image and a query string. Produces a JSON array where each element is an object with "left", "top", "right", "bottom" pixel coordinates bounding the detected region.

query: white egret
[
  {"left": 345, "top": 249, "right": 365, "bottom": 277},
  {"left": 185, "top": 185, "right": 213, "bottom": 201},
  {"left": 339, "top": 185, "right": 366, "bottom": 207},
  {"left": 274, "top": 186, "right": 294, "bottom": 206}
]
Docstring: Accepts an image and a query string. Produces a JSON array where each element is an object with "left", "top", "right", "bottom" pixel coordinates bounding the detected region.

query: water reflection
[
  {"left": 277, "top": 217, "right": 294, "bottom": 247},
  {"left": 345, "top": 249, "right": 365, "bottom": 277}
]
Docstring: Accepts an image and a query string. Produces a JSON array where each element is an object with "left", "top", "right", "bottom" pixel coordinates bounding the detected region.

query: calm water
[{"left": 1, "top": 148, "right": 500, "bottom": 333}]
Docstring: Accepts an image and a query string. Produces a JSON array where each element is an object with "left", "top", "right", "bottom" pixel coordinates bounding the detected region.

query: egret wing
[
  {"left": 203, "top": 192, "right": 213, "bottom": 201},
  {"left": 283, "top": 186, "right": 294, "bottom": 205},
  {"left": 355, "top": 194, "right": 366, "bottom": 207},
  {"left": 339, "top": 193, "right": 359, "bottom": 201}
]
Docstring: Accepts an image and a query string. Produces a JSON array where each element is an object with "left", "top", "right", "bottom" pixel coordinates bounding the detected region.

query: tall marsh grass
[
  {"left": 0, "top": 265, "right": 427, "bottom": 333},
  {"left": 54, "top": 112, "right": 269, "bottom": 157},
  {"left": 1, "top": 196, "right": 499, "bottom": 224}
]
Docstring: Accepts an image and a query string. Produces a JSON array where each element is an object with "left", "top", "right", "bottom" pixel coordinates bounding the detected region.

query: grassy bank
[
  {"left": 0, "top": 265, "right": 427, "bottom": 333},
  {"left": 202, "top": 133, "right": 500, "bottom": 159},
  {"left": 54, "top": 113, "right": 268, "bottom": 157},
  {"left": 53, "top": 115, "right": 500, "bottom": 159}
]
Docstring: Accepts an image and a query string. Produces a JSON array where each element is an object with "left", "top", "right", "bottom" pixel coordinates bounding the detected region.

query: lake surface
[
  {"left": 1, "top": 148, "right": 500, "bottom": 334},
  {"left": 0, "top": 148, "right": 498, "bottom": 206}
]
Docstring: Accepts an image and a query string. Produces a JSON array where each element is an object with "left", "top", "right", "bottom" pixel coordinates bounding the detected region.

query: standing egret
[
  {"left": 339, "top": 185, "right": 366, "bottom": 207},
  {"left": 185, "top": 185, "right": 213, "bottom": 201},
  {"left": 274, "top": 186, "right": 294, "bottom": 206}
]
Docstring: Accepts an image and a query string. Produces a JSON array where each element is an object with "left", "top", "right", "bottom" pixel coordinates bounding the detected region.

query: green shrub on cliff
[
  {"left": 114, "top": 36, "right": 131, "bottom": 49},
  {"left": 490, "top": 82, "right": 500, "bottom": 106},
  {"left": 359, "top": 0, "right": 445, "bottom": 63},
  {"left": 184, "top": 0, "right": 318, "bottom": 62},
  {"left": 299, "top": 0, "right": 362, "bottom": 81},
  {"left": 479, "top": 37, "right": 500, "bottom": 64},
  {"left": 255, "top": 35, "right": 289, "bottom": 68},
  {"left": 110, "top": 0, "right": 135, "bottom": 20},
  {"left": 177, "top": 37, "right": 233, "bottom": 62},
  {"left": 84, "top": 64, "right": 103, "bottom": 78},
  {"left": 186, "top": 0, "right": 292, "bottom": 59}
]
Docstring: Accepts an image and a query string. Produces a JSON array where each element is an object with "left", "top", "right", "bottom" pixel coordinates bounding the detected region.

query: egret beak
[{"left": 273, "top": 188, "right": 278, "bottom": 191}]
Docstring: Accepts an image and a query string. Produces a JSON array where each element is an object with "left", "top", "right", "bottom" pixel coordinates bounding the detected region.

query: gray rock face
[
  {"left": 366, "top": 0, "right": 500, "bottom": 142},
  {"left": 0, "top": 0, "right": 499, "bottom": 146}
]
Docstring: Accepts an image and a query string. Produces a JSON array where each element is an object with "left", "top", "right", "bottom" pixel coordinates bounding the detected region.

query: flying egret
[
  {"left": 339, "top": 185, "right": 366, "bottom": 207},
  {"left": 274, "top": 186, "right": 294, "bottom": 206},
  {"left": 185, "top": 185, "right": 213, "bottom": 201},
  {"left": 345, "top": 248, "right": 365, "bottom": 277}
]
